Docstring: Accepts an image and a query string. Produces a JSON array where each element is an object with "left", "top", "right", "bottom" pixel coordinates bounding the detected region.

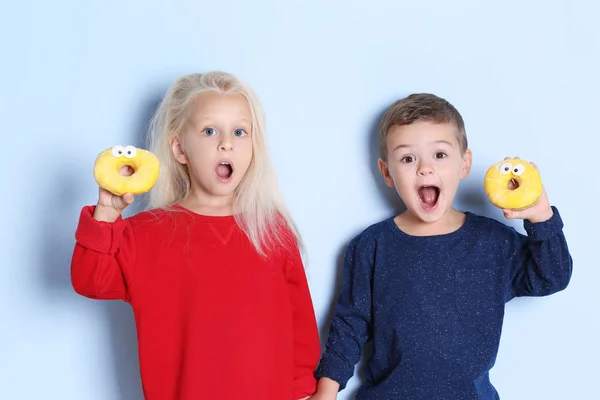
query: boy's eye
[
  {"left": 401, "top": 156, "right": 416, "bottom": 163},
  {"left": 203, "top": 128, "right": 217, "bottom": 136},
  {"left": 435, "top": 152, "right": 447, "bottom": 159},
  {"left": 233, "top": 129, "right": 247, "bottom": 137}
]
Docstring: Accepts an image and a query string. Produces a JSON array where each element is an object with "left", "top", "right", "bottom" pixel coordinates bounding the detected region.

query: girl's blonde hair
[{"left": 145, "top": 71, "right": 301, "bottom": 256}]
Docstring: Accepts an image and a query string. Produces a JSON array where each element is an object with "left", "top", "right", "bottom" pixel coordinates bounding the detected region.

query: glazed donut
[
  {"left": 483, "top": 158, "right": 542, "bottom": 210},
  {"left": 93, "top": 145, "right": 160, "bottom": 196}
]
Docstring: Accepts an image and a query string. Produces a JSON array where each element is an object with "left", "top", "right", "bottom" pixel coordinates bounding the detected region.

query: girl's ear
[{"left": 170, "top": 134, "right": 187, "bottom": 164}]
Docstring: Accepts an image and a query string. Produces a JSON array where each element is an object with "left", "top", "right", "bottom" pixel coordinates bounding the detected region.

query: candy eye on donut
[
  {"left": 111, "top": 145, "right": 125, "bottom": 157},
  {"left": 512, "top": 163, "right": 525, "bottom": 176},
  {"left": 123, "top": 146, "right": 137, "bottom": 159},
  {"left": 498, "top": 162, "right": 512, "bottom": 175}
]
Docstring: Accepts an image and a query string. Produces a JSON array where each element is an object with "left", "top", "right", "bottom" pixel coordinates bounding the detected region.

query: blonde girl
[{"left": 71, "top": 71, "right": 321, "bottom": 400}]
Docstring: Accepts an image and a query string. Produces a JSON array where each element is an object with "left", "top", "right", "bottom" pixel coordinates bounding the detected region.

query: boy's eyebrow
[
  {"left": 392, "top": 140, "right": 454, "bottom": 152},
  {"left": 392, "top": 144, "right": 410, "bottom": 152}
]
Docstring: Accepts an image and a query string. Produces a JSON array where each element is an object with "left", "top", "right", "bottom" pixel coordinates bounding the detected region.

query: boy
[{"left": 311, "top": 94, "right": 572, "bottom": 399}]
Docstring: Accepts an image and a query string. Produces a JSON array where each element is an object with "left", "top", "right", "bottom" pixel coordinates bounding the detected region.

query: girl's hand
[
  {"left": 92, "top": 166, "right": 134, "bottom": 222},
  {"left": 501, "top": 157, "right": 553, "bottom": 223}
]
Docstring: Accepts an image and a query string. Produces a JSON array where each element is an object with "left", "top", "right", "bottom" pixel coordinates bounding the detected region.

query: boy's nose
[{"left": 417, "top": 162, "right": 434, "bottom": 175}]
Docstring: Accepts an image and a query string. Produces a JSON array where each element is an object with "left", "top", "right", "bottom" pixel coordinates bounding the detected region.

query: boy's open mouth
[
  {"left": 418, "top": 185, "right": 440, "bottom": 209},
  {"left": 216, "top": 161, "right": 233, "bottom": 180}
]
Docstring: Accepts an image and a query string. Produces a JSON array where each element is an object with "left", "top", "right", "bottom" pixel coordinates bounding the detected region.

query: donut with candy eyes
[
  {"left": 93, "top": 145, "right": 160, "bottom": 196},
  {"left": 483, "top": 158, "right": 542, "bottom": 210}
]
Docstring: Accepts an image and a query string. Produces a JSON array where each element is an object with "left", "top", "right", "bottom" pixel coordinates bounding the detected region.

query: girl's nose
[{"left": 219, "top": 138, "right": 233, "bottom": 151}]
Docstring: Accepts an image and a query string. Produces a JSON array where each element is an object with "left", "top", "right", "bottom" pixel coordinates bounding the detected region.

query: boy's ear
[
  {"left": 460, "top": 149, "right": 473, "bottom": 180},
  {"left": 378, "top": 158, "right": 395, "bottom": 188},
  {"left": 170, "top": 134, "right": 187, "bottom": 164}
]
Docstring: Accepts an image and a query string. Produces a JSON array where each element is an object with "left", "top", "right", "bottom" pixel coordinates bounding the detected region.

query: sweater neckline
[
  {"left": 167, "top": 204, "right": 237, "bottom": 224},
  {"left": 386, "top": 211, "right": 473, "bottom": 244}
]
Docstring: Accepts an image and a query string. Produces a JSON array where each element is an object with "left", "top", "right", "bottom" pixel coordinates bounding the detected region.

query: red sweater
[{"left": 71, "top": 205, "right": 321, "bottom": 399}]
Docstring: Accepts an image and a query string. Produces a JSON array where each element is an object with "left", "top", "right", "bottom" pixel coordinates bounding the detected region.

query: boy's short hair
[{"left": 378, "top": 93, "right": 468, "bottom": 160}]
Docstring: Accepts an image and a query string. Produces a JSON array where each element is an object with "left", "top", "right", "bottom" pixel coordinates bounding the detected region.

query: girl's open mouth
[{"left": 215, "top": 161, "right": 233, "bottom": 181}]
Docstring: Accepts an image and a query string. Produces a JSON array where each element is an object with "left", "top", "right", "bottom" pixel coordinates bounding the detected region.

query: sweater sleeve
[
  {"left": 284, "top": 241, "right": 322, "bottom": 399},
  {"left": 505, "top": 206, "right": 573, "bottom": 301},
  {"left": 70, "top": 205, "right": 137, "bottom": 302},
  {"left": 315, "top": 235, "right": 373, "bottom": 391}
]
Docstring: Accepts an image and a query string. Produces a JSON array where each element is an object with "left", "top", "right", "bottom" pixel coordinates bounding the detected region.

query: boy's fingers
[{"left": 502, "top": 208, "right": 524, "bottom": 219}]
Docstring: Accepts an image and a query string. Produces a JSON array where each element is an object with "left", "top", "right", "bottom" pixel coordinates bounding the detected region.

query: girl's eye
[
  {"left": 203, "top": 128, "right": 216, "bottom": 136},
  {"left": 401, "top": 156, "right": 416, "bottom": 163},
  {"left": 233, "top": 129, "right": 247, "bottom": 137},
  {"left": 435, "top": 152, "right": 447, "bottom": 159}
]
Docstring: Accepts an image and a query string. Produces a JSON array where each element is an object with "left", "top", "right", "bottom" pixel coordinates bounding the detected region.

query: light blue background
[{"left": 1, "top": 0, "right": 597, "bottom": 399}]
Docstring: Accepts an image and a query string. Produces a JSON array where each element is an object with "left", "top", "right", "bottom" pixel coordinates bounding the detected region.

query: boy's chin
[
  {"left": 414, "top": 213, "right": 444, "bottom": 224},
  {"left": 407, "top": 203, "right": 449, "bottom": 223}
]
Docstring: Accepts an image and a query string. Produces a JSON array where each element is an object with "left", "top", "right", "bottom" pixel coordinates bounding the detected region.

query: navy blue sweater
[{"left": 315, "top": 206, "right": 572, "bottom": 399}]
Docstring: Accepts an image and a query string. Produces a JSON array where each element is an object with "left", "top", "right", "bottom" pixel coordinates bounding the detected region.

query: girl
[{"left": 71, "top": 71, "right": 321, "bottom": 400}]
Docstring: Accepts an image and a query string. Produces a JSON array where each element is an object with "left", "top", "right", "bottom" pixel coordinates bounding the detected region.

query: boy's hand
[
  {"left": 306, "top": 395, "right": 336, "bottom": 400},
  {"left": 501, "top": 157, "right": 553, "bottom": 223},
  {"left": 307, "top": 377, "right": 339, "bottom": 400}
]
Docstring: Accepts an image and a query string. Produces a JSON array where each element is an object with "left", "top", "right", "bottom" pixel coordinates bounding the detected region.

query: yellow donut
[
  {"left": 93, "top": 145, "right": 160, "bottom": 196},
  {"left": 483, "top": 158, "right": 543, "bottom": 210}
]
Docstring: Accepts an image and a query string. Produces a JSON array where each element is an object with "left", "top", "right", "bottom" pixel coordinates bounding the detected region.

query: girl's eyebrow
[{"left": 190, "top": 119, "right": 252, "bottom": 132}]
